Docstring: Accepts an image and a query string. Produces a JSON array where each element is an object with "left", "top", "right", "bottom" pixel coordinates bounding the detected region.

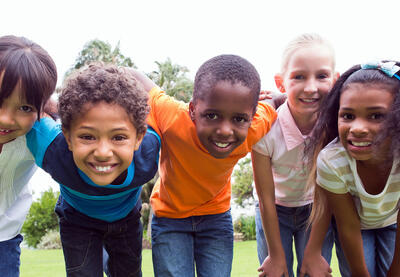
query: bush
[
  {"left": 37, "top": 230, "right": 61, "bottom": 249},
  {"left": 22, "top": 188, "right": 59, "bottom": 248},
  {"left": 233, "top": 215, "right": 256, "bottom": 241}
]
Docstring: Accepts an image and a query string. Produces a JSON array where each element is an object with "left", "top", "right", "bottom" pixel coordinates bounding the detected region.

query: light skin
[
  {"left": 323, "top": 84, "right": 396, "bottom": 276},
  {"left": 253, "top": 44, "right": 337, "bottom": 277},
  {"left": 189, "top": 80, "right": 255, "bottom": 159},
  {"left": 0, "top": 80, "right": 37, "bottom": 153},
  {"left": 64, "top": 101, "right": 143, "bottom": 186}
]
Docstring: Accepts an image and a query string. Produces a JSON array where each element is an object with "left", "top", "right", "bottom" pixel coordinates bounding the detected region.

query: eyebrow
[
  {"left": 77, "top": 126, "right": 130, "bottom": 132},
  {"left": 339, "top": 106, "right": 388, "bottom": 111}
]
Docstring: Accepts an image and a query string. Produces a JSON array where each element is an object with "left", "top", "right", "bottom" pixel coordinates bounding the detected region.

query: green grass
[{"left": 21, "top": 240, "right": 340, "bottom": 276}]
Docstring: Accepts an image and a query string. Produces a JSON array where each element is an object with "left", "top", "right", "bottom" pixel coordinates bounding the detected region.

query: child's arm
[
  {"left": 252, "top": 150, "right": 288, "bottom": 277},
  {"left": 387, "top": 211, "right": 400, "bottom": 277},
  {"left": 125, "top": 68, "right": 158, "bottom": 92},
  {"left": 323, "top": 188, "right": 370, "bottom": 277},
  {"left": 299, "top": 188, "right": 332, "bottom": 277}
]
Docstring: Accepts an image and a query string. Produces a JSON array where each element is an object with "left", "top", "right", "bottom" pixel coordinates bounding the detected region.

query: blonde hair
[{"left": 280, "top": 33, "right": 336, "bottom": 75}]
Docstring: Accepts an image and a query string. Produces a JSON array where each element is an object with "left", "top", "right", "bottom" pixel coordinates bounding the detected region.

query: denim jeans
[
  {"left": 334, "top": 223, "right": 396, "bottom": 277},
  {"left": 55, "top": 195, "right": 143, "bottom": 277},
  {"left": 255, "top": 202, "right": 335, "bottom": 277},
  {"left": 0, "top": 234, "right": 23, "bottom": 277},
  {"left": 151, "top": 210, "right": 234, "bottom": 277}
]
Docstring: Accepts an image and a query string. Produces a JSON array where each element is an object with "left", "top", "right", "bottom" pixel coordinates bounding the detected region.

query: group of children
[{"left": 0, "top": 32, "right": 398, "bottom": 277}]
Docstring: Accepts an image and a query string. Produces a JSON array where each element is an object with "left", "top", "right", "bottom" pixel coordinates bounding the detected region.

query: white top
[
  {"left": 0, "top": 136, "right": 36, "bottom": 241},
  {"left": 252, "top": 101, "right": 314, "bottom": 207},
  {"left": 317, "top": 139, "right": 400, "bottom": 229}
]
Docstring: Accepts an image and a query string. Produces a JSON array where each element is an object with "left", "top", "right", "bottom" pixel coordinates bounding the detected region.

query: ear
[
  {"left": 62, "top": 129, "right": 73, "bottom": 151},
  {"left": 189, "top": 101, "right": 195, "bottom": 121},
  {"left": 274, "top": 74, "right": 286, "bottom": 93},
  {"left": 333, "top": 71, "right": 340, "bottom": 83},
  {"left": 134, "top": 132, "right": 145, "bottom": 151}
]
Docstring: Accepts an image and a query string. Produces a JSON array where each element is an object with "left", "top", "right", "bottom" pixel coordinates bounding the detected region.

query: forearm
[{"left": 259, "top": 200, "right": 285, "bottom": 258}]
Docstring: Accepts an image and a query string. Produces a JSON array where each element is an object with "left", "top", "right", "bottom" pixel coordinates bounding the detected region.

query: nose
[
  {"left": 0, "top": 107, "right": 15, "bottom": 126},
  {"left": 304, "top": 78, "right": 318, "bottom": 93},
  {"left": 350, "top": 118, "right": 368, "bottom": 136},
  {"left": 94, "top": 140, "right": 113, "bottom": 160},
  {"left": 216, "top": 120, "right": 234, "bottom": 137}
]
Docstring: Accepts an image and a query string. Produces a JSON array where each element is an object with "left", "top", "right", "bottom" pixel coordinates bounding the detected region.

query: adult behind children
[
  {"left": 26, "top": 64, "right": 161, "bottom": 277},
  {"left": 0, "top": 35, "right": 57, "bottom": 277},
  {"left": 251, "top": 33, "right": 342, "bottom": 277},
  {"left": 131, "top": 54, "right": 277, "bottom": 277},
  {"left": 305, "top": 61, "right": 400, "bottom": 276}
]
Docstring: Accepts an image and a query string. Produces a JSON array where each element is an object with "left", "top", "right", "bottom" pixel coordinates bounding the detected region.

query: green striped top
[{"left": 317, "top": 139, "right": 399, "bottom": 229}]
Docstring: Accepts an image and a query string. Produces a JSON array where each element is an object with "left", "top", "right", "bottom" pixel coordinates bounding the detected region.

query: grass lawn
[{"left": 21, "top": 240, "right": 340, "bottom": 276}]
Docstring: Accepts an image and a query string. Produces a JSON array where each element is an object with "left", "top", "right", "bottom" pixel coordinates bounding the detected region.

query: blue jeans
[
  {"left": 151, "top": 210, "right": 234, "bottom": 277},
  {"left": 0, "top": 234, "right": 23, "bottom": 277},
  {"left": 55, "top": 195, "right": 143, "bottom": 277},
  {"left": 255, "top": 203, "right": 335, "bottom": 277},
  {"left": 335, "top": 223, "right": 396, "bottom": 277}
]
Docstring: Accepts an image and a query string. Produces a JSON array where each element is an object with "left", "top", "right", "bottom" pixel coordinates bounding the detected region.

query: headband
[{"left": 361, "top": 61, "right": 400, "bottom": 81}]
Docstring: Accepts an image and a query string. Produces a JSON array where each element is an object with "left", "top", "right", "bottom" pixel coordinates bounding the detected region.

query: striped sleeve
[{"left": 316, "top": 150, "right": 349, "bottom": 194}]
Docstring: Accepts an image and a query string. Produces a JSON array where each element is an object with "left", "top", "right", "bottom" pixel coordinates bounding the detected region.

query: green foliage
[
  {"left": 232, "top": 157, "right": 254, "bottom": 207},
  {"left": 233, "top": 215, "right": 256, "bottom": 240},
  {"left": 22, "top": 188, "right": 59, "bottom": 248},
  {"left": 147, "top": 58, "right": 194, "bottom": 102},
  {"left": 65, "top": 39, "right": 136, "bottom": 78}
]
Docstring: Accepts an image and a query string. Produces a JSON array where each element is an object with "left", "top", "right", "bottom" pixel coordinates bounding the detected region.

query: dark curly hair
[
  {"left": 193, "top": 54, "right": 260, "bottom": 111},
  {"left": 59, "top": 63, "right": 149, "bottom": 135},
  {"left": 305, "top": 61, "right": 400, "bottom": 224},
  {"left": 0, "top": 35, "right": 57, "bottom": 118}
]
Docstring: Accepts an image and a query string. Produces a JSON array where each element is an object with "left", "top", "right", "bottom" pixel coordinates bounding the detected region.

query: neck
[{"left": 290, "top": 109, "right": 317, "bottom": 135}]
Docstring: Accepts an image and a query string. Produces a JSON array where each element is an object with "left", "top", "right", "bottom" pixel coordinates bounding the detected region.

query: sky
[{"left": 2, "top": 0, "right": 400, "bottom": 198}]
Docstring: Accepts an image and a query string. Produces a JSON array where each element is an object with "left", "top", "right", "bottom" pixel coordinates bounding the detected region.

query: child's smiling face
[
  {"left": 0, "top": 81, "right": 37, "bottom": 148},
  {"left": 338, "top": 83, "right": 394, "bottom": 165},
  {"left": 64, "top": 101, "right": 143, "bottom": 186},
  {"left": 189, "top": 80, "right": 255, "bottom": 159}
]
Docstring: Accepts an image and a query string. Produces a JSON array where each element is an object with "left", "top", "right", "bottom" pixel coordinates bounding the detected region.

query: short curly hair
[
  {"left": 59, "top": 63, "right": 149, "bottom": 135},
  {"left": 193, "top": 54, "right": 260, "bottom": 111}
]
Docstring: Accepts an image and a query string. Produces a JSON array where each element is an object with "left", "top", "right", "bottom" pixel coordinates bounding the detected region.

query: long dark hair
[{"left": 305, "top": 61, "right": 400, "bottom": 224}]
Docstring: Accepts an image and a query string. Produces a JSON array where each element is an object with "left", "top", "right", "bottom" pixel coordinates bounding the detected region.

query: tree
[
  {"left": 148, "top": 58, "right": 193, "bottom": 102},
  {"left": 232, "top": 157, "right": 254, "bottom": 207},
  {"left": 22, "top": 188, "right": 59, "bottom": 248},
  {"left": 65, "top": 39, "right": 135, "bottom": 78}
]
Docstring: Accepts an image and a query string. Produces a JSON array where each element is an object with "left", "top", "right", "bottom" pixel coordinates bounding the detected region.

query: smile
[
  {"left": 349, "top": 141, "right": 371, "bottom": 147},
  {"left": 300, "top": 98, "right": 318, "bottom": 103},
  {"left": 0, "top": 128, "right": 13, "bottom": 134},
  {"left": 214, "top": 142, "right": 231, "bottom": 148},
  {"left": 89, "top": 163, "right": 116, "bottom": 173}
]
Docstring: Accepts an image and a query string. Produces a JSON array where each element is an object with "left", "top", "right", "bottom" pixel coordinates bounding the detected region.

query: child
[
  {"left": 131, "top": 54, "right": 277, "bottom": 276},
  {"left": 0, "top": 35, "right": 57, "bottom": 277},
  {"left": 251, "top": 33, "right": 340, "bottom": 277},
  {"left": 26, "top": 63, "right": 160, "bottom": 277},
  {"left": 306, "top": 61, "right": 400, "bottom": 276}
]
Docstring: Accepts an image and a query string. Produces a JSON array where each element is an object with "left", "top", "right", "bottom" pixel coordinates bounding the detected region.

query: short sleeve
[
  {"left": 252, "top": 133, "right": 271, "bottom": 157},
  {"left": 316, "top": 150, "right": 349, "bottom": 194},
  {"left": 26, "top": 117, "right": 61, "bottom": 167}
]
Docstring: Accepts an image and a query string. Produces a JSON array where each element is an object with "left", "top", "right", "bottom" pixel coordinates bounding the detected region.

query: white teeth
[
  {"left": 215, "top": 142, "right": 229, "bottom": 148},
  {"left": 301, "top": 99, "right": 317, "bottom": 103},
  {"left": 0, "top": 129, "right": 11, "bottom": 133},
  {"left": 351, "top": 141, "right": 371, "bottom": 147},
  {"left": 95, "top": 165, "right": 112, "bottom": 172}
]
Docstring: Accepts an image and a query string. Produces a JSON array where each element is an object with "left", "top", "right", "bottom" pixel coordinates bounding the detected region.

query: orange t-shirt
[{"left": 148, "top": 87, "right": 277, "bottom": 218}]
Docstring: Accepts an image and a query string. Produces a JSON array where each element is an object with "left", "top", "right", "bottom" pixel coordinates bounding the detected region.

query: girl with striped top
[{"left": 307, "top": 61, "right": 400, "bottom": 277}]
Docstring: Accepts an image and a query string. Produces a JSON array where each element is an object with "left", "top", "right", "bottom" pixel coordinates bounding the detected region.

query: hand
[
  {"left": 257, "top": 256, "right": 289, "bottom": 277},
  {"left": 299, "top": 253, "right": 332, "bottom": 277},
  {"left": 259, "top": 90, "right": 286, "bottom": 110}
]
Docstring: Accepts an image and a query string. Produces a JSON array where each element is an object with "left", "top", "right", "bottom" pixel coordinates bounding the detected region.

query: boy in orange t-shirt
[{"left": 132, "top": 55, "right": 276, "bottom": 277}]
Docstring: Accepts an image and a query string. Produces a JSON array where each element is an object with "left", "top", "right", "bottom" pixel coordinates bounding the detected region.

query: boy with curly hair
[{"left": 26, "top": 63, "right": 160, "bottom": 277}]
